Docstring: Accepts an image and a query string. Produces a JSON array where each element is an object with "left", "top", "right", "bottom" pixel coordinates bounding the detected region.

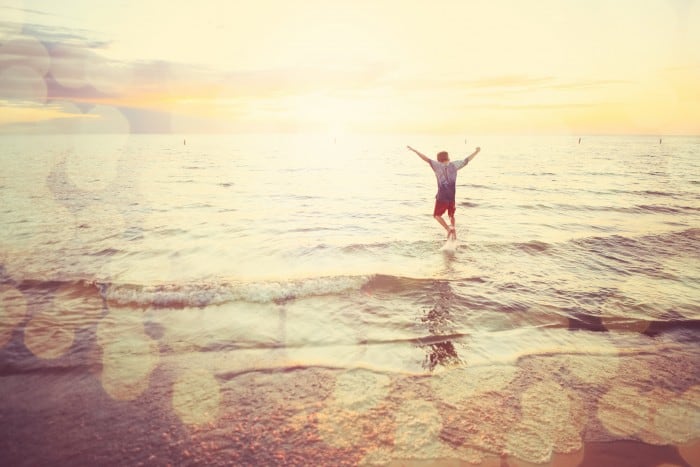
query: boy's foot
[{"left": 447, "top": 227, "right": 456, "bottom": 240}]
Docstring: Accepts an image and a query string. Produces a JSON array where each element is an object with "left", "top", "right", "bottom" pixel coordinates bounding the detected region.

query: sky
[{"left": 0, "top": 0, "right": 699, "bottom": 135}]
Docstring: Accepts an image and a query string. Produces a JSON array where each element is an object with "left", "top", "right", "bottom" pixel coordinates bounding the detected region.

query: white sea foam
[{"left": 103, "top": 275, "right": 371, "bottom": 308}]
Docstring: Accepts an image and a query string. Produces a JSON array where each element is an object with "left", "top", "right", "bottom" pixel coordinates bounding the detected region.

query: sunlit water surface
[{"left": 1, "top": 134, "right": 699, "bottom": 466}]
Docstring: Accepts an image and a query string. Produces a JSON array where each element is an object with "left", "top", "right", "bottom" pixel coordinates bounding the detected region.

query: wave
[
  {"left": 466, "top": 228, "right": 699, "bottom": 258},
  {"left": 89, "top": 248, "right": 121, "bottom": 257},
  {"left": 514, "top": 240, "right": 550, "bottom": 253},
  {"left": 515, "top": 202, "right": 697, "bottom": 215},
  {"left": 2, "top": 275, "right": 371, "bottom": 309},
  {"left": 4, "top": 273, "right": 699, "bottom": 337},
  {"left": 607, "top": 188, "right": 691, "bottom": 199},
  {"left": 3, "top": 228, "right": 698, "bottom": 315},
  {"left": 574, "top": 227, "right": 700, "bottom": 257},
  {"left": 3, "top": 273, "right": 486, "bottom": 310},
  {"left": 102, "top": 275, "right": 371, "bottom": 308}
]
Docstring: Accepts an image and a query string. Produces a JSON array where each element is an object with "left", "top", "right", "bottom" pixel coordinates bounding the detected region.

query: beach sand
[{"left": 1, "top": 348, "right": 698, "bottom": 466}]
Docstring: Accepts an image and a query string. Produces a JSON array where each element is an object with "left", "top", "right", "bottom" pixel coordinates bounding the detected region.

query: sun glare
[
  {"left": 283, "top": 92, "right": 369, "bottom": 135},
  {"left": 1, "top": 1, "right": 699, "bottom": 135}
]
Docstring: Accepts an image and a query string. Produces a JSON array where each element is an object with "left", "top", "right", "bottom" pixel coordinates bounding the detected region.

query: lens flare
[
  {"left": 0, "top": 65, "right": 46, "bottom": 103},
  {"left": 86, "top": 55, "right": 133, "bottom": 95},
  {"left": 50, "top": 283, "right": 104, "bottom": 329},
  {"left": 332, "top": 369, "right": 390, "bottom": 412},
  {"left": 24, "top": 313, "right": 75, "bottom": 359},
  {"left": 172, "top": 368, "right": 221, "bottom": 426},
  {"left": 393, "top": 399, "right": 446, "bottom": 458},
  {"left": 507, "top": 381, "right": 583, "bottom": 464},
  {"left": 506, "top": 423, "right": 553, "bottom": 465},
  {"left": 0, "top": 34, "right": 50, "bottom": 76},
  {"left": 598, "top": 385, "right": 650, "bottom": 438},
  {"left": 316, "top": 406, "right": 365, "bottom": 449},
  {"left": 63, "top": 106, "right": 130, "bottom": 191},
  {"left": 0, "top": 285, "right": 27, "bottom": 348},
  {"left": 97, "top": 312, "right": 159, "bottom": 401},
  {"left": 100, "top": 333, "right": 159, "bottom": 401},
  {"left": 49, "top": 43, "right": 89, "bottom": 89},
  {"left": 622, "top": 385, "right": 699, "bottom": 446},
  {"left": 552, "top": 337, "right": 620, "bottom": 384},
  {"left": 431, "top": 364, "right": 517, "bottom": 405}
]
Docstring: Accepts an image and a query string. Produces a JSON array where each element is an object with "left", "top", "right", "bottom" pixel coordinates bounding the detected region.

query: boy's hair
[{"left": 437, "top": 151, "right": 449, "bottom": 162}]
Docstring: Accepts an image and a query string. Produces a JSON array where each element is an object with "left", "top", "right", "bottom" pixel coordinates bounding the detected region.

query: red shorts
[{"left": 433, "top": 200, "right": 456, "bottom": 217}]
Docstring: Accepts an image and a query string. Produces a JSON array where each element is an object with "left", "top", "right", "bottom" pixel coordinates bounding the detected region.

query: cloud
[
  {"left": 211, "top": 62, "right": 389, "bottom": 98},
  {"left": 2, "top": 3, "right": 688, "bottom": 135},
  {"left": 457, "top": 75, "right": 557, "bottom": 89},
  {"left": 0, "top": 2, "right": 109, "bottom": 48},
  {"left": 1, "top": 21, "right": 395, "bottom": 133},
  {"left": 1, "top": 4, "right": 64, "bottom": 20},
  {"left": 16, "top": 21, "right": 110, "bottom": 50},
  {"left": 0, "top": 99, "right": 87, "bottom": 131},
  {"left": 466, "top": 102, "right": 617, "bottom": 111},
  {"left": 547, "top": 79, "right": 631, "bottom": 90},
  {"left": 390, "top": 74, "right": 629, "bottom": 94}
]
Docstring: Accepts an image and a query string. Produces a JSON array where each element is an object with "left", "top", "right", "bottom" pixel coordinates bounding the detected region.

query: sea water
[{"left": 1, "top": 133, "right": 698, "bottom": 465}]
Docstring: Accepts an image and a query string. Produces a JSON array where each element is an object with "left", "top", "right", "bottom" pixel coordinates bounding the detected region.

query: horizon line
[{"left": 0, "top": 131, "right": 697, "bottom": 138}]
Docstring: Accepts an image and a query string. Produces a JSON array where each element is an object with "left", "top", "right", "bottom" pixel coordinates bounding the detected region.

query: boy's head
[{"left": 437, "top": 151, "right": 449, "bottom": 162}]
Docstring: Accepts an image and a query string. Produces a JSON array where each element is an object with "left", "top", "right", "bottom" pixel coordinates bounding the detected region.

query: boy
[{"left": 407, "top": 145, "right": 481, "bottom": 240}]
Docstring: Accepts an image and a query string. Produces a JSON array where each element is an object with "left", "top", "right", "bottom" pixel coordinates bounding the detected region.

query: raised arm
[
  {"left": 407, "top": 145, "right": 431, "bottom": 164},
  {"left": 464, "top": 147, "right": 481, "bottom": 164}
]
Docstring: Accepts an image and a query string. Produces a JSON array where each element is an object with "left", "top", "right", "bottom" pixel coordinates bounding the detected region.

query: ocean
[{"left": 1, "top": 133, "right": 698, "bottom": 466}]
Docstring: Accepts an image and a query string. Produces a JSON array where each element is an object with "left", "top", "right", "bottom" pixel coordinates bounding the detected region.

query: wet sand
[{"left": 1, "top": 360, "right": 698, "bottom": 466}]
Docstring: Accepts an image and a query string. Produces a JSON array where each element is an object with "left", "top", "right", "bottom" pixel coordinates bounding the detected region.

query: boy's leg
[
  {"left": 434, "top": 201, "right": 452, "bottom": 237},
  {"left": 448, "top": 204, "right": 457, "bottom": 239},
  {"left": 434, "top": 214, "right": 451, "bottom": 235}
]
